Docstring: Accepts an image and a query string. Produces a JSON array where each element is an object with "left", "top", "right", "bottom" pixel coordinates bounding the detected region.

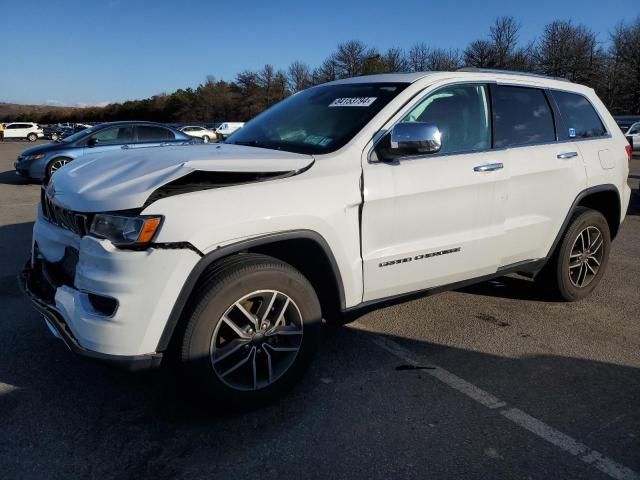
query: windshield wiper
[{"left": 228, "top": 140, "right": 282, "bottom": 151}]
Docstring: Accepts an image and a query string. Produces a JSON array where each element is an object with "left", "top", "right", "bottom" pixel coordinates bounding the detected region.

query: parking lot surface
[{"left": 0, "top": 140, "right": 638, "bottom": 480}]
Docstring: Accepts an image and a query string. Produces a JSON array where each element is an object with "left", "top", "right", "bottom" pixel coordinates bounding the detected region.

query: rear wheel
[
  {"left": 27, "top": 133, "right": 37, "bottom": 142},
  {"left": 178, "top": 253, "right": 322, "bottom": 407},
  {"left": 538, "top": 207, "right": 611, "bottom": 301}
]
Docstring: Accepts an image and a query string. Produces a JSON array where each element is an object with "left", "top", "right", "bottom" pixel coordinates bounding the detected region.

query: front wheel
[
  {"left": 27, "top": 133, "right": 37, "bottom": 142},
  {"left": 46, "top": 157, "right": 70, "bottom": 180},
  {"left": 538, "top": 207, "right": 611, "bottom": 301},
  {"left": 202, "top": 135, "right": 210, "bottom": 143},
  {"left": 178, "top": 253, "right": 322, "bottom": 407}
]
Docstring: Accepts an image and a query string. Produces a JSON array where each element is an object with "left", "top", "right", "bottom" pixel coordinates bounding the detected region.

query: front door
[{"left": 361, "top": 83, "right": 507, "bottom": 302}]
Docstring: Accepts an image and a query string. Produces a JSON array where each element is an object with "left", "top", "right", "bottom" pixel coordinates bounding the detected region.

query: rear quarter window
[{"left": 551, "top": 91, "right": 607, "bottom": 140}]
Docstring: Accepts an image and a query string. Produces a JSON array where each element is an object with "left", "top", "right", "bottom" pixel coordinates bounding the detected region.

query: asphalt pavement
[{"left": 0, "top": 140, "right": 638, "bottom": 480}]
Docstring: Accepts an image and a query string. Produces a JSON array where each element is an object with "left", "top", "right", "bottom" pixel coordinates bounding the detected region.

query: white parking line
[{"left": 365, "top": 331, "right": 639, "bottom": 480}]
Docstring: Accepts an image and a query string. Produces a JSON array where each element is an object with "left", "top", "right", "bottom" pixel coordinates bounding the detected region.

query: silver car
[{"left": 14, "top": 121, "right": 200, "bottom": 182}]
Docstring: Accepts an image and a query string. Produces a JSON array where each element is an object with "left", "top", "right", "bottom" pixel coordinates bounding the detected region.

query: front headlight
[
  {"left": 22, "top": 154, "right": 44, "bottom": 161},
  {"left": 90, "top": 214, "right": 163, "bottom": 246}
]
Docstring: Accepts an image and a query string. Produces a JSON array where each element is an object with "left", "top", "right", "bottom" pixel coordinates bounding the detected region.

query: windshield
[
  {"left": 61, "top": 125, "right": 101, "bottom": 143},
  {"left": 226, "top": 82, "right": 409, "bottom": 154}
]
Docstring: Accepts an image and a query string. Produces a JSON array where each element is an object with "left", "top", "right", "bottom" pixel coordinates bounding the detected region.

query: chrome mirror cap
[{"left": 390, "top": 122, "right": 442, "bottom": 154}]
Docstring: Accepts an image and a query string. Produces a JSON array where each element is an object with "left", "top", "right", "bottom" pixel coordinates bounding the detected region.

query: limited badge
[{"left": 568, "top": 127, "right": 576, "bottom": 138}]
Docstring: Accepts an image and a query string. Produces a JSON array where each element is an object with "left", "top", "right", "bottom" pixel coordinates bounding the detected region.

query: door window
[
  {"left": 90, "top": 126, "right": 134, "bottom": 144},
  {"left": 399, "top": 84, "right": 491, "bottom": 155},
  {"left": 492, "top": 86, "right": 555, "bottom": 147},
  {"left": 136, "top": 126, "right": 175, "bottom": 142},
  {"left": 551, "top": 90, "right": 607, "bottom": 139}
]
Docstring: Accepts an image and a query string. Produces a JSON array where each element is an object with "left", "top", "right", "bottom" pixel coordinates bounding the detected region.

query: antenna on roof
[{"left": 457, "top": 67, "right": 571, "bottom": 83}]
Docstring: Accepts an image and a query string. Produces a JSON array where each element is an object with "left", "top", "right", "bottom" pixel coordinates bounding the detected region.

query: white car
[
  {"left": 179, "top": 125, "right": 216, "bottom": 143},
  {"left": 625, "top": 121, "right": 640, "bottom": 151},
  {"left": 4, "top": 122, "right": 44, "bottom": 142},
  {"left": 215, "top": 122, "right": 244, "bottom": 139},
  {"left": 23, "top": 70, "right": 631, "bottom": 407}
]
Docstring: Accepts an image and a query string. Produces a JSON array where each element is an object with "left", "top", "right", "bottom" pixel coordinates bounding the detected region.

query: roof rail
[{"left": 457, "top": 67, "right": 571, "bottom": 83}]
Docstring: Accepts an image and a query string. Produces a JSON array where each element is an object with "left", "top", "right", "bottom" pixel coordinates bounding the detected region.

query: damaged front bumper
[
  {"left": 20, "top": 260, "right": 163, "bottom": 371},
  {"left": 20, "top": 209, "right": 202, "bottom": 370}
]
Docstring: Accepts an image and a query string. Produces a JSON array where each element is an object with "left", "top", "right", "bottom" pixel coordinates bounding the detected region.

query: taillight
[{"left": 625, "top": 144, "right": 632, "bottom": 162}]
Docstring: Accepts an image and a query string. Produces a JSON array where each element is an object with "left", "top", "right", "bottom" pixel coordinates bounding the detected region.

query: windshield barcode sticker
[{"left": 329, "top": 97, "right": 377, "bottom": 107}]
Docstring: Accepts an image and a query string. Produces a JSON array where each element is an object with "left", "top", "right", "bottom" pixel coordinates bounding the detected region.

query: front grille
[{"left": 40, "top": 188, "right": 93, "bottom": 236}]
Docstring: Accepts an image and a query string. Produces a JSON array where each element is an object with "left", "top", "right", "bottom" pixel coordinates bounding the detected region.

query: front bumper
[
  {"left": 20, "top": 262, "right": 163, "bottom": 371},
  {"left": 22, "top": 210, "right": 201, "bottom": 369}
]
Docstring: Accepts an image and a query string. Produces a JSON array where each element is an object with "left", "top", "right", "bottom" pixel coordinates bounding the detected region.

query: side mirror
[
  {"left": 390, "top": 122, "right": 442, "bottom": 155},
  {"left": 87, "top": 138, "right": 99, "bottom": 147}
]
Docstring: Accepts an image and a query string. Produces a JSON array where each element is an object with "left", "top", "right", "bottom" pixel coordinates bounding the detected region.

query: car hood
[
  {"left": 19, "top": 142, "right": 64, "bottom": 156},
  {"left": 47, "top": 143, "right": 315, "bottom": 212}
]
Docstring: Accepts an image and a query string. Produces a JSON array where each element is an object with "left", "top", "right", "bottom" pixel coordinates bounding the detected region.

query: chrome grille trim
[{"left": 40, "top": 188, "right": 92, "bottom": 237}]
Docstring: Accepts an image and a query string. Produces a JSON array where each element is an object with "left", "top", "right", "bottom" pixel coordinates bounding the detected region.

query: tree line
[{"left": 5, "top": 15, "right": 639, "bottom": 124}]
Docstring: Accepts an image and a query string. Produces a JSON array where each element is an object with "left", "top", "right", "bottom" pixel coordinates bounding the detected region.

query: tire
[
  {"left": 46, "top": 157, "right": 71, "bottom": 180},
  {"left": 27, "top": 133, "right": 37, "bottom": 142},
  {"left": 51, "top": 133, "right": 59, "bottom": 141},
  {"left": 202, "top": 135, "right": 210, "bottom": 143},
  {"left": 538, "top": 207, "right": 611, "bottom": 301},
  {"left": 178, "top": 253, "right": 322, "bottom": 407}
]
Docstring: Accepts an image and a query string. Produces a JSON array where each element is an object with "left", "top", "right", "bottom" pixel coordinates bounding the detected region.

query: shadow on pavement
[{"left": 0, "top": 169, "right": 37, "bottom": 186}]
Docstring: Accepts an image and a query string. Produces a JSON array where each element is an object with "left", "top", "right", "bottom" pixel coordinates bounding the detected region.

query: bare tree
[
  {"left": 490, "top": 16, "right": 521, "bottom": 68},
  {"left": 408, "top": 42, "right": 430, "bottom": 72},
  {"left": 427, "top": 48, "right": 462, "bottom": 71},
  {"left": 333, "top": 40, "right": 368, "bottom": 77},
  {"left": 534, "top": 20, "right": 604, "bottom": 83},
  {"left": 287, "top": 61, "right": 312, "bottom": 92},
  {"left": 384, "top": 47, "right": 409, "bottom": 72},
  {"left": 608, "top": 17, "right": 640, "bottom": 114},
  {"left": 463, "top": 40, "right": 496, "bottom": 68},
  {"left": 312, "top": 56, "right": 339, "bottom": 84}
]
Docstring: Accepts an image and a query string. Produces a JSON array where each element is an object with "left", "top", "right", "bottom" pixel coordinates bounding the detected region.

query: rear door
[
  {"left": 132, "top": 125, "right": 177, "bottom": 148},
  {"left": 361, "top": 83, "right": 508, "bottom": 301},
  {"left": 491, "top": 84, "right": 587, "bottom": 266},
  {"left": 549, "top": 89, "right": 619, "bottom": 192}
]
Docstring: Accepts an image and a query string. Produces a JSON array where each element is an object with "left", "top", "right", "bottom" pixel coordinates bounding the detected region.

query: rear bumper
[{"left": 19, "top": 261, "right": 163, "bottom": 371}]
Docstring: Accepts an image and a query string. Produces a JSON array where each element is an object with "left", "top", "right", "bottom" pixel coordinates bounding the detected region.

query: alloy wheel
[
  {"left": 568, "top": 226, "right": 604, "bottom": 288},
  {"left": 210, "top": 289, "right": 304, "bottom": 391},
  {"left": 49, "top": 159, "right": 69, "bottom": 175}
]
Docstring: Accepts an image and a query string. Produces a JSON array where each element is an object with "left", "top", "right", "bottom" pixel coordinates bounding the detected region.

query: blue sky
[{"left": 0, "top": 0, "right": 633, "bottom": 106}]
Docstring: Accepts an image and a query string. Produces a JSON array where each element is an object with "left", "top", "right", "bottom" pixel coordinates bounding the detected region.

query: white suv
[
  {"left": 22, "top": 71, "right": 631, "bottom": 406},
  {"left": 4, "top": 122, "right": 44, "bottom": 141}
]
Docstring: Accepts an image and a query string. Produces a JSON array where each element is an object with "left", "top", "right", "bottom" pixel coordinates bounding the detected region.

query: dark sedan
[{"left": 15, "top": 121, "right": 201, "bottom": 182}]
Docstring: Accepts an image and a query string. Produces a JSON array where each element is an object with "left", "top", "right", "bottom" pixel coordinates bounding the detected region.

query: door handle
[
  {"left": 473, "top": 162, "right": 503, "bottom": 172},
  {"left": 557, "top": 151, "right": 578, "bottom": 159}
]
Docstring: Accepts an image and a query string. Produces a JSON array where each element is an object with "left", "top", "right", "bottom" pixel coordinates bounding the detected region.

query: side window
[
  {"left": 91, "top": 126, "right": 134, "bottom": 144},
  {"left": 400, "top": 84, "right": 491, "bottom": 155},
  {"left": 136, "top": 126, "right": 175, "bottom": 142},
  {"left": 492, "top": 86, "right": 555, "bottom": 147},
  {"left": 628, "top": 124, "right": 640, "bottom": 135},
  {"left": 6, "top": 124, "right": 18, "bottom": 129},
  {"left": 552, "top": 91, "right": 607, "bottom": 139}
]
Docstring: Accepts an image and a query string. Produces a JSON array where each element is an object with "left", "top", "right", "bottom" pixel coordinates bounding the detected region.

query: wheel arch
[
  {"left": 546, "top": 184, "right": 622, "bottom": 260},
  {"left": 156, "top": 230, "right": 346, "bottom": 352}
]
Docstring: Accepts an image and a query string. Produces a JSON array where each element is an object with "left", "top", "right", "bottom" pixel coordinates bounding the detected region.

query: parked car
[
  {"left": 614, "top": 115, "right": 640, "bottom": 133},
  {"left": 625, "top": 121, "right": 640, "bottom": 151},
  {"left": 3, "top": 122, "right": 44, "bottom": 141},
  {"left": 14, "top": 121, "right": 200, "bottom": 181},
  {"left": 21, "top": 71, "right": 631, "bottom": 407},
  {"left": 179, "top": 125, "right": 216, "bottom": 143},
  {"left": 216, "top": 122, "right": 244, "bottom": 139}
]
